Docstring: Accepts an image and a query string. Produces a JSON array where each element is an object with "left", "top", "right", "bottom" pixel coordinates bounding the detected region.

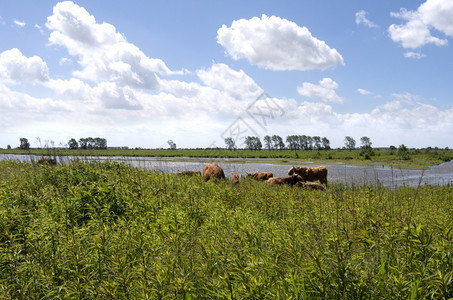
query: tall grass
[{"left": 0, "top": 160, "right": 452, "bottom": 298}]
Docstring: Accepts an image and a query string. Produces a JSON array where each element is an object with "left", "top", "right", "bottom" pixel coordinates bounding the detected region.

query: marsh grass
[{"left": 0, "top": 160, "right": 452, "bottom": 298}]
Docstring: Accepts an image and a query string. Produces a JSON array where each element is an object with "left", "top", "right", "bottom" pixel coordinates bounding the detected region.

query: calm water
[{"left": 2, "top": 154, "right": 453, "bottom": 187}]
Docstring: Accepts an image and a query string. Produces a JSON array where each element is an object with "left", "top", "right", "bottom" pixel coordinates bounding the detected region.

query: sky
[{"left": 1, "top": 0, "right": 453, "bottom": 149}]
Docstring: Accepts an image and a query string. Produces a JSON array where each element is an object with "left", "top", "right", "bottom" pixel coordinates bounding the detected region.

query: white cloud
[
  {"left": 0, "top": 48, "right": 49, "bottom": 83},
  {"left": 404, "top": 51, "right": 426, "bottom": 59},
  {"left": 357, "top": 88, "right": 372, "bottom": 95},
  {"left": 388, "top": 0, "right": 453, "bottom": 49},
  {"left": 45, "top": 1, "right": 179, "bottom": 90},
  {"left": 217, "top": 14, "right": 344, "bottom": 71},
  {"left": 355, "top": 10, "right": 379, "bottom": 28},
  {"left": 13, "top": 20, "right": 26, "bottom": 27},
  {"left": 58, "top": 57, "right": 72, "bottom": 65},
  {"left": 196, "top": 63, "right": 262, "bottom": 100},
  {"left": 297, "top": 78, "right": 344, "bottom": 103}
]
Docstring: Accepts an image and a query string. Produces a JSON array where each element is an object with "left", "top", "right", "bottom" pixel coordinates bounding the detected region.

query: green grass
[
  {"left": 0, "top": 160, "right": 452, "bottom": 298},
  {"left": 2, "top": 147, "right": 453, "bottom": 169}
]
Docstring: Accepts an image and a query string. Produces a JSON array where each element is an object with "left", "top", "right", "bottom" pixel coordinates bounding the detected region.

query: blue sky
[{"left": 1, "top": 0, "right": 452, "bottom": 149}]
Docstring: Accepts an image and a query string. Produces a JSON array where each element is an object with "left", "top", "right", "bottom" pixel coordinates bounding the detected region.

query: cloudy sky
[{"left": 1, "top": 0, "right": 452, "bottom": 149}]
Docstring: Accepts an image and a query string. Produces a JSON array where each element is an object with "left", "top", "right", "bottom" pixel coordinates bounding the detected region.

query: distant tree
[
  {"left": 19, "top": 138, "right": 30, "bottom": 150},
  {"left": 271, "top": 135, "right": 285, "bottom": 150},
  {"left": 360, "top": 136, "right": 372, "bottom": 149},
  {"left": 321, "top": 137, "right": 331, "bottom": 150},
  {"left": 312, "top": 136, "right": 322, "bottom": 150},
  {"left": 299, "top": 135, "right": 309, "bottom": 150},
  {"left": 397, "top": 144, "right": 410, "bottom": 160},
  {"left": 389, "top": 145, "right": 397, "bottom": 150},
  {"left": 286, "top": 135, "right": 300, "bottom": 150},
  {"left": 264, "top": 135, "right": 272, "bottom": 150},
  {"left": 224, "top": 137, "right": 236, "bottom": 150},
  {"left": 94, "top": 137, "right": 107, "bottom": 149},
  {"left": 244, "top": 136, "right": 262, "bottom": 150},
  {"left": 7, "top": 145, "right": 11, "bottom": 150},
  {"left": 68, "top": 138, "right": 78, "bottom": 149},
  {"left": 78, "top": 138, "right": 88, "bottom": 149},
  {"left": 306, "top": 136, "right": 314, "bottom": 150},
  {"left": 344, "top": 136, "right": 356, "bottom": 151},
  {"left": 167, "top": 139, "right": 177, "bottom": 150}
]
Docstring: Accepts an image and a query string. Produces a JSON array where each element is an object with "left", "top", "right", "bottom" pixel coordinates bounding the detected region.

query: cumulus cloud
[
  {"left": 45, "top": 1, "right": 179, "bottom": 90},
  {"left": 217, "top": 14, "right": 344, "bottom": 71},
  {"left": 404, "top": 51, "right": 426, "bottom": 59},
  {"left": 196, "top": 63, "right": 262, "bottom": 100},
  {"left": 357, "top": 88, "right": 372, "bottom": 95},
  {"left": 297, "top": 78, "right": 344, "bottom": 103},
  {"left": 388, "top": 0, "right": 453, "bottom": 49},
  {"left": 355, "top": 10, "right": 378, "bottom": 28},
  {"left": 0, "top": 48, "right": 49, "bottom": 83},
  {"left": 14, "top": 20, "right": 26, "bottom": 27}
]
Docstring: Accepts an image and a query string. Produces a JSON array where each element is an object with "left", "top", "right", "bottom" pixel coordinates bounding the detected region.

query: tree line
[
  {"left": 14, "top": 137, "right": 108, "bottom": 150},
  {"left": 225, "top": 135, "right": 374, "bottom": 151},
  {"left": 68, "top": 137, "right": 107, "bottom": 150}
]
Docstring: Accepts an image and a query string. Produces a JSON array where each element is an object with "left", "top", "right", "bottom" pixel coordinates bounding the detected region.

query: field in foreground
[{"left": 0, "top": 160, "right": 452, "bottom": 298}]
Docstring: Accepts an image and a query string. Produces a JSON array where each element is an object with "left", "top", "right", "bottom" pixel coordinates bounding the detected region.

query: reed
[{"left": 0, "top": 160, "right": 451, "bottom": 298}]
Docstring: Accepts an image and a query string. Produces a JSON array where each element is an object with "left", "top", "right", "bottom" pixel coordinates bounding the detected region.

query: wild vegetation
[{"left": 0, "top": 160, "right": 452, "bottom": 298}]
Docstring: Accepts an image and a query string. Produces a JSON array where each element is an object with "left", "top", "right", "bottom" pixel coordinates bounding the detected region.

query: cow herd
[{"left": 178, "top": 163, "right": 328, "bottom": 191}]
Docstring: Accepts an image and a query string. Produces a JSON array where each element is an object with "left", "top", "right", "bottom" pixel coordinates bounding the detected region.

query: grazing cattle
[
  {"left": 202, "top": 163, "right": 226, "bottom": 182},
  {"left": 266, "top": 174, "right": 303, "bottom": 186},
  {"left": 295, "top": 181, "right": 327, "bottom": 191},
  {"left": 177, "top": 170, "right": 201, "bottom": 176},
  {"left": 230, "top": 172, "right": 240, "bottom": 185},
  {"left": 37, "top": 157, "right": 57, "bottom": 165},
  {"left": 288, "top": 166, "right": 328, "bottom": 186},
  {"left": 246, "top": 172, "right": 273, "bottom": 181}
]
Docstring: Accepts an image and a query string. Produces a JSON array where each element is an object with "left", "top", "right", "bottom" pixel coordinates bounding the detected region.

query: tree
[
  {"left": 7, "top": 145, "right": 11, "bottom": 150},
  {"left": 299, "top": 135, "right": 309, "bottom": 150},
  {"left": 360, "top": 136, "right": 372, "bottom": 149},
  {"left": 19, "top": 138, "right": 30, "bottom": 150},
  {"left": 94, "top": 137, "right": 107, "bottom": 149},
  {"left": 244, "top": 136, "right": 262, "bottom": 150},
  {"left": 286, "top": 135, "right": 300, "bottom": 150},
  {"left": 321, "top": 137, "right": 331, "bottom": 150},
  {"left": 312, "top": 136, "right": 322, "bottom": 150},
  {"left": 344, "top": 136, "right": 356, "bottom": 151},
  {"left": 78, "top": 138, "right": 88, "bottom": 149},
  {"left": 271, "top": 135, "right": 285, "bottom": 150},
  {"left": 167, "top": 139, "right": 177, "bottom": 150},
  {"left": 264, "top": 135, "right": 272, "bottom": 150},
  {"left": 68, "top": 138, "right": 78, "bottom": 149},
  {"left": 224, "top": 137, "right": 236, "bottom": 150},
  {"left": 397, "top": 144, "right": 410, "bottom": 160}
]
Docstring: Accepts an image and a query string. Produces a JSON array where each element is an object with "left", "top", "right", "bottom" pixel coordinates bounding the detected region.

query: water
[{"left": 1, "top": 154, "right": 453, "bottom": 187}]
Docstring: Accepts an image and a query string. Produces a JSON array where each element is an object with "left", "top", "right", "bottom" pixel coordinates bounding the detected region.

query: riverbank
[
  {"left": 2, "top": 153, "right": 453, "bottom": 187},
  {"left": 1, "top": 147, "right": 452, "bottom": 169}
]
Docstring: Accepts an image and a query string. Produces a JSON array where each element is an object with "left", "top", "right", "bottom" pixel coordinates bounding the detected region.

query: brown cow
[
  {"left": 177, "top": 170, "right": 201, "bottom": 176},
  {"left": 246, "top": 172, "right": 273, "bottom": 181},
  {"left": 230, "top": 172, "right": 240, "bottom": 185},
  {"left": 266, "top": 174, "right": 303, "bottom": 186},
  {"left": 288, "top": 166, "right": 328, "bottom": 186},
  {"left": 295, "top": 181, "right": 327, "bottom": 191},
  {"left": 37, "top": 157, "right": 57, "bottom": 165},
  {"left": 202, "top": 163, "right": 226, "bottom": 182}
]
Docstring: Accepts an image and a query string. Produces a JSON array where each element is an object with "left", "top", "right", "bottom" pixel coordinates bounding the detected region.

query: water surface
[{"left": 2, "top": 154, "right": 452, "bottom": 187}]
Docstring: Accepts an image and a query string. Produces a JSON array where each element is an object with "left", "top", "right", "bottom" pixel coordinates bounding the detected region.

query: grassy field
[
  {"left": 1, "top": 147, "right": 453, "bottom": 169},
  {"left": 0, "top": 160, "right": 452, "bottom": 298}
]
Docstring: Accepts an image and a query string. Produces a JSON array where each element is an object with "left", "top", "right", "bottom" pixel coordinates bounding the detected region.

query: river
[{"left": 1, "top": 154, "right": 453, "bottom": 187}]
